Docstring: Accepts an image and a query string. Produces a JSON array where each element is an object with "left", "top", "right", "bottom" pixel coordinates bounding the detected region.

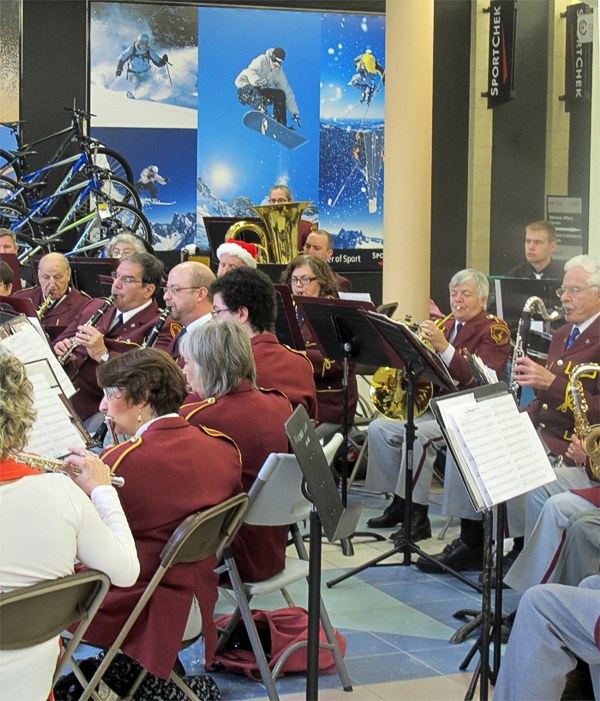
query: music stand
[
  {"left": 273, "top": 284, "right": 305, "bottom": 350},
  {"left": 325, "top": 311, "right": 480, "bottom": 590},
  {"left": 286, "top": 405, "right": 361, "bottom": 700}
]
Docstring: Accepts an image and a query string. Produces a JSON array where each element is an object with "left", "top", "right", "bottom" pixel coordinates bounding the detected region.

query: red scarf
[{"left": 0, "top": 458, "right": 42, "bottom": 482}]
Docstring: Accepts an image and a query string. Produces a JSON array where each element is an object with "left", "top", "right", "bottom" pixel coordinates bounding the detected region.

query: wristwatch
[{"left": 99, "top": 351, "right": 110, "bottom": 363}]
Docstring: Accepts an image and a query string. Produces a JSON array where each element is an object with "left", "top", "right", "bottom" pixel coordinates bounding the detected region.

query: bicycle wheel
[
  {"left": 89, "top": 145, "right": 134, "bottom": 185},
  {"left": 75, "top": 175, "right": 142, "bottom": 221},
  {"left": 73, "top": 201, "right": 153, "bottom": 256},
  {"left": 0, "top": 202, "right": 41, "bottom": 260},
  {"left": 0, "top": 148, "right": 21, "bottom": 181},
  {"left": 0, "top": 175, "right": 28, "bottom": 209}
]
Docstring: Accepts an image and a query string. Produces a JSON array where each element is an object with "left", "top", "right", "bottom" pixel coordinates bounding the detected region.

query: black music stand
[
  {"left": 273, "top": 284, "right": 305, "bottom": 350},
  {"left": 324, "top": 311, "right": 480, "bottom": 591},
  {"left": 286, "top": 405, "right": 361, "bottom": 701}
]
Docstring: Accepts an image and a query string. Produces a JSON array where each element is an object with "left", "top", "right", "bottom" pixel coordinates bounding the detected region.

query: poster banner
[
  {"left": 563, "top": 3, "right": 593, "bottom": 111},
  {"left": 546, "top": 195, "right": 584, "bottom": 260},
  {"left": 486, "top": 0, "right": 517, "bottom": 108}
]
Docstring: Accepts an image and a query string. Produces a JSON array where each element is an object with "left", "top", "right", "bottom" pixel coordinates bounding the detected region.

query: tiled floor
[{"left": 176, "top": 486, "right": 522, "bottom": 701}]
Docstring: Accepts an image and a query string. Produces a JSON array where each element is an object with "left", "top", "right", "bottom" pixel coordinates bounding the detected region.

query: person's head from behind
[
  {"left": 110, "top": 252, "right": 163, "bottom": 312},
  {"left": 524, "top": 221, "right": 557, "bottom": 271},
  {"left": 216, "top": 238, "right": 258, "bottom": 277},
  {"left": 268, "top": 184, "right": 293, "bottom": 205},
  {"left": 163, "top": 261, "right": 215, "bottom": 326},
  {"left": 303, "top": 230, "right": 334, "bottom": 262},
  {"left": 209, "top": 266, "right": 276, "bottom": 335},
  {"left": 558, "top": 255, "right": 600, "bottom": 325},
  {"left": 105, "top": 233, "right": 146, "bottom": 260},
  {"left": 180, "top": 320, "right": 256, "bottom": 400},
  {"left": 0, "top": 228, "right": 18, "bottom": 255},
  {"left": 97, "top": 348, "right": 187, "bottom": 436},
  {"left": 282, "top": 254, "right": 339, "bottom": 298},
  {"left": 0, "top": 348, "right": 36, "bottom": 458},
  {"left": 448, "top": 268, "right": 489, "bottom": 322},
  {"left": 37, "top": 252, "right": 72, "bottom": 300},
  {"left": 0, "top": 259, "right": 14, "bottom": 295}
]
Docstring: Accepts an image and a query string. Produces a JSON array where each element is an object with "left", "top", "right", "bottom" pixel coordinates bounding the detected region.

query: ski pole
[
  {"left": 105, "top": 74, "right": 117, "bottom": 89},
  {"left": 165, "top": 62, "right": 173, "bottom": 88}
]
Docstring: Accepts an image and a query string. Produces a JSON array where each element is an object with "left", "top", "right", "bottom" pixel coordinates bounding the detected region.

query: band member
[
  {"left": 180, "top": 321, "right": 292, "bottom": 582},
  {"left": 13, "top": 252, "right": 90, "bottom": 340},
  {"left": 365, "top": 269, "right": 511, "bottom": 572},
  {"left": 216, "top": 238, "right": 258, "bottom": 277},
  {"left": 103, "top": 232, "right": 147, "bottom": 259},
  {"left": 209, "top": 267, "right": 318, "bottom": 420},
  {"left": 67, "top": 348, "right": 243, "bottom": 680},
  {"left": 0, "top": 347, "right": 139, "bottom": 701},
  {"left": 266, "top": 184, "right": 316, "bottom": 251},
  {"left": 303, "top": 230, "right": 352, "bottom": 292},
  {"left": 505, "top": 220, "right": 564, "bottom": 279},
  {"left": 54, "top": 253, "right": 172, "bottom": 427},
  {"left": 282, "top": 254, "right": 358, "bottom": 426},
  {"left": 163, "top": 261, "right": 215, "bottom": 365}
]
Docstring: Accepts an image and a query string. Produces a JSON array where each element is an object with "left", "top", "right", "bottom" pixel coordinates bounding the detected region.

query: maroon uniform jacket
[
  {"left": 333, "top": 271, "right": 352, "bottom": 293},
  {"left": 251, "top": 332, "right": 318, "bottom": 421},
  {"left": 55, "top": 299, "right": 172, "bottom": 421},
  {"left": 527, "top": 320, "right": 600, "bottom": 460},
  {"left": 301, "top": 324, "right": 359, "bottom": 426},
  {"left": 441, "top": 310, "right": 512, "bottom": 389},
  {"left": 13, "top": 285, "right": 90, "bottom": 341},
  {"left": 181, "top": 381, "right": 292, "bottom": 582},
  {"left": 297, "top": 219, "right": 318, "bottom": 251},
  {"left": 83, "top": 417, "right": 243, "bottom": 678}
]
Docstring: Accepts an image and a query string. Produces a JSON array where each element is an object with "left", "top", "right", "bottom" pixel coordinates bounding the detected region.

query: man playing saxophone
[
  {"left": 366, "top": 269, "right": 512, "bottom": 573},
  {"left": 53, "top": 253, "right": 173, "bottom": 430}
]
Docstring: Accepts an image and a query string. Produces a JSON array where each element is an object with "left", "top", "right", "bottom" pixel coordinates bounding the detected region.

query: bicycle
[{"left": 0, "top": 105, "right": 133, "bottom": 185}]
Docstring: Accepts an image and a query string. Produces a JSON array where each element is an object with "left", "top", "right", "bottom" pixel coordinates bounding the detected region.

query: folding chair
[
  {"left": 78, "top": 492, "right": 249, "bottom": 701},
  {"left": 217, "top": 453, "right": 352, "bottom": 701},
  {"left": 0, "top": 569, "right": 110, "bottom": 691}
]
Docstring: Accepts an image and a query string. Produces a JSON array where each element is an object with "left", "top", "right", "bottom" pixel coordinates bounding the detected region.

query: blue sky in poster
[{"left": 197, "top": 7, "right": 321, "bottom": 206}]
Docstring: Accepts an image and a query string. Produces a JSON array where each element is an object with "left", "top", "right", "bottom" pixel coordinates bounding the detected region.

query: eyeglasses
[
  {"left": 211, "top": 306, "right": 231, "bottom": 318},
  {"left": 111, "top": 272, "right": 143, "bottom": 286},
  {"left": 164, "top": 285, "right": 201, "bottom": 295},
  {"left": 290, "top": 275, "right": 317, "bottom": 286},
  {"left": 103, "top": 387, "right": 124, "bottom": 399},
  {"left": 556, "top": 285, "right": 598, "bottom": 298},
  {"left": 269, "top": 198, "right": 289, "bottom": 204}
]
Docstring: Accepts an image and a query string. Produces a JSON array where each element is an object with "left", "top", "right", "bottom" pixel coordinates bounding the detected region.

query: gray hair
[
  {"left": 0, "top": 228, "right": 17, "bottom": 245},
  {"left": 449, "top": 268, "right": 489, "bottom": 303},
  {"left": 180, "top": 320, "right": 256, "bottom": 398},
  {"left": 564, "top": 255, "right": 600, "bottom": 287},
  {"left": 104, "top": 233, "right": 146, "bottom": 257}
]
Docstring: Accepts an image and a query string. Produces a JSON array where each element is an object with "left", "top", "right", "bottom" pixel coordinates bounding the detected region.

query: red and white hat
[{"left": 216, "top": 238, "right": 258, "bottom": 268}]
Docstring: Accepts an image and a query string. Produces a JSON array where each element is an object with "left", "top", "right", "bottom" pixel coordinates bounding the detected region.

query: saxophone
[
  {"left": 568, "top": 363, "right": 600, "bottom": 479},
  {"left": 58, "top": 294, "right": 116, "bottom": 365},
  {"left": 37, "top": 292, "right": 54, "bottom": 320},
  {"left": 510, "top": 296, "right": 562, "bottom": 399}
]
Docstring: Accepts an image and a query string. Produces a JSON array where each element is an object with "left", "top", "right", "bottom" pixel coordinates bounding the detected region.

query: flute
[{"left": 14, "top": 451, "right": 125, "bottom": 488}]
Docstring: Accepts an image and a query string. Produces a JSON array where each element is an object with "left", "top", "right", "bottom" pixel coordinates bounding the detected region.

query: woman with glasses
[
  {"left": 53, "top": 253, "right": 172, "bottom": 427},
  {"left": 67, "top": 348, "right": 243, "bottom": 684},
  {"left": 282, "top": 254, "right": 358, "bottom": 425},
  {"left": 0, "top": 347, "right": 139, "bottom": 701},
  {"left": 103, "top": 232, "right": 147, "bottom": 259},
  {"left": 180, "top": 320, "right": 292, "bottom": 582}
]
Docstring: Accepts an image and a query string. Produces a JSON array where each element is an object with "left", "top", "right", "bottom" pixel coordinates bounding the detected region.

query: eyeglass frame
[
  {"left": 290, "top": 275, "right": 318, "bottom": 286},
  {"left": 164, "top": 285, "right": 201, "bottom": 296},
  {"left": 211, "top": 306, "right": 232, "bottom": 318},
  {"left": 555, "top": 285, "right": 598, "bottom": 298},
  {"left": 103, "top": 386, "right": 125, "bottom": 399},
  {"left": 111, "top": 271, "right": 145, "bottom": 286}
]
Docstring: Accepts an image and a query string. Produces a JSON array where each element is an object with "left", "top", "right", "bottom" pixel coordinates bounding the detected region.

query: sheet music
[
  {"left": 437, "top": 389, "right": 556, "bottom": 510},
  {"left": 25, "top": 373, "right": 86, "bottom": 458},
  {"left": 0, "top": 320, "right": 76, "bottom": 397}
]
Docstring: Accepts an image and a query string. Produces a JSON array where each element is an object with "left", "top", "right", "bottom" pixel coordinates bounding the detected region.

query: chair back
[
  {"left": 160, "top": 492, "right": 250, "bottom": 569},
  {"left": 243, "top": 453, "right": 312, "bottom": 528}
]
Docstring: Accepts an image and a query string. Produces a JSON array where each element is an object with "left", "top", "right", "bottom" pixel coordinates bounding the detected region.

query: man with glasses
[
  {"left": 235, "top": 48, "right": 301, "bottom": 129},
  {"left": 54, "top": 253, "right": 170, "bottom": 427},
  {"left": 209, "top": 266, "right": 318, "bottom": 420},
  {"left": 267, "top": 185, "right": 317, "bottom": 251},
  {"left": 163, "top": 261, "right": 216, "bottom": 365},
  {"left": 13, "top": 252, "right": 90, "bottom": 341},
  {"left": 498, "top": 254, "right": 600, "bottom": 582}
]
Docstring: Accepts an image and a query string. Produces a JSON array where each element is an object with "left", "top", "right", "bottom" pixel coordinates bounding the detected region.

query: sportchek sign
[
  {"left": 485, "top": 0, "right": 517, "bottom": 109},
  {"left": 563, "top": 3, "right": 593, "bottom": 111}
]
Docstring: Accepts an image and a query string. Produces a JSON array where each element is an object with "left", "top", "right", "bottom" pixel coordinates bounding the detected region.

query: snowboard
[
  {"left": 243, "top": 111, "right": 308, "bottom": 150},
  {"left": 141, "top": 198, "right": 176, "bottom": 206}
]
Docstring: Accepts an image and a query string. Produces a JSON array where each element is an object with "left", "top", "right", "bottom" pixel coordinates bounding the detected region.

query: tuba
[
  {"left": 369, "top": 312, "right": 453, "bottom": 420},
  {"left": 568, "top": 363, "right": 600, "bottom": 479},
  {"left": 510, "top": 296, "right": 562, "bottom": 400},
  {"left": 227, "top": 201, "right": 311, "bottom": 264}
]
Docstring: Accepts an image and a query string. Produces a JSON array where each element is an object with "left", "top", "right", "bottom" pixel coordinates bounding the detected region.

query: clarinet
[
  {"left": 141, "top": 307, "right": 170, "bottom": 349},
  {"left": 58, "top": 294, "right": 116, "bottom": 366}
]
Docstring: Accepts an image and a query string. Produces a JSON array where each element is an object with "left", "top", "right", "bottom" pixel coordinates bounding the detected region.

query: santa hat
[{"left": 216, "top": 238, "right": 258, "bottom": 268}]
